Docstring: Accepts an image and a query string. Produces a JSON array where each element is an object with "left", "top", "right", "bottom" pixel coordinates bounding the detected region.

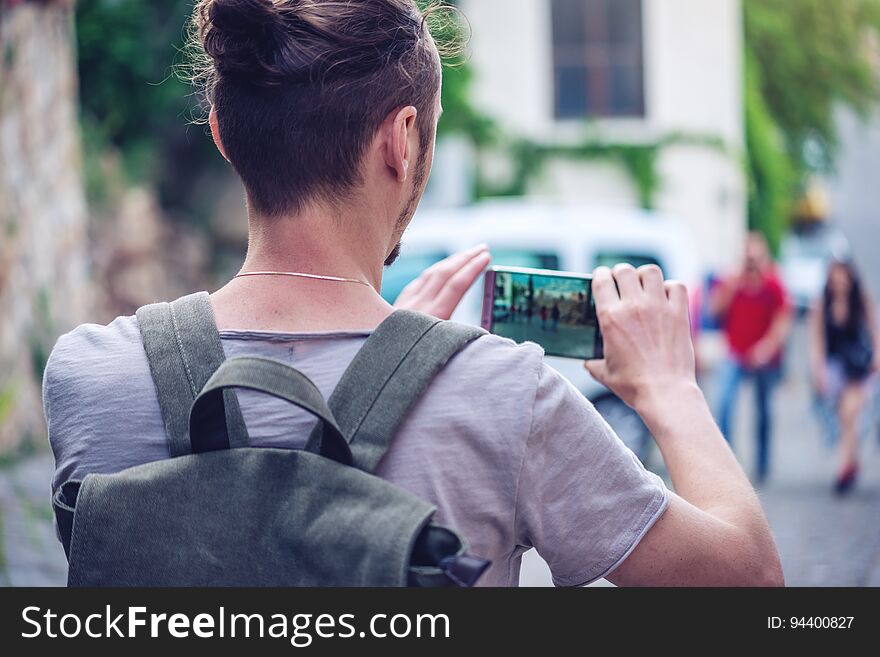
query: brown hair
[{"left": 189, "top": 0, "right": 445, "bottom": 217}]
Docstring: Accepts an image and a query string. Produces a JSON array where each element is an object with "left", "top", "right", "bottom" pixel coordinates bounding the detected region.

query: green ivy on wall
[
  {"left": 474, "top": 132, "right": 730, "bottom": 210},
  {"left": 0, "top": 384, "right": 16, "bottom": 429}
]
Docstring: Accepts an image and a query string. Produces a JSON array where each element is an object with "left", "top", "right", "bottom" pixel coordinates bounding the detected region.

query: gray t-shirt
[{"left": 43, "top": 314, "right": 668, "bottom": 586}]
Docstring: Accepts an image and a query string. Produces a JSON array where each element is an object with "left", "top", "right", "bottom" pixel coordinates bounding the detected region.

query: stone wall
[{"left": 0, "top": 1, "right": 92, "bottom": 453}]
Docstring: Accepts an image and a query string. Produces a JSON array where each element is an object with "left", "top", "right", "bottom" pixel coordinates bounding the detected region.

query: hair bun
[{"left": 202, "top": 0, "right": 286, "bottom": 84}]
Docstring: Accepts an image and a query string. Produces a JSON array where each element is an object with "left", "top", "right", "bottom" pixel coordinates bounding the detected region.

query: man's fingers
[
  {"left": 638, "top": 264, "right": 665, "bottom": 297},
  {"left": 591, "top": 266, "right": 619, "bottom": 310},
  {"left": 423, "top": 244, "right": 488, "bottom": 277},
  {"left": 664, "top": 280, "right": 689, "bottom": 316},
  {"left": 612, "top": 263, "right": 641, "bottom": 298},
  {"left": 419, "top": 244, "right": 489, "bottom": 299},
  {"left": 432, "top": 251, "right": 492, "bottom": 320},
  {"left": 397, "top": 272, "right": 427, "bottom": 299}
]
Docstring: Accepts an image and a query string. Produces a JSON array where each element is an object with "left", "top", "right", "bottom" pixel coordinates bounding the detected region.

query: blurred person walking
[
  {"left": 710, "top": 232, "right": 794, "bottom": 482},
  {"left": 808, "top": 260, "right": 879, "bottom": 493}
]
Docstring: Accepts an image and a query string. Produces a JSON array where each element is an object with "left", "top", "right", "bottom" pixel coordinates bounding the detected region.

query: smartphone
[{"left": 481, "top": 266, "right": 603, "bottom": 360}]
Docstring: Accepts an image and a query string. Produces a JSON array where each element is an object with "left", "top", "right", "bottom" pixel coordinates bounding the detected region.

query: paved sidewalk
[
  {"left": 748, "top": 377, "right": 880, "bottom": 586},
  {"left": 0, "top": 452, "right": 67, "bottom": 586},
  {"left": 709, "top": 323, "right": 880, "bottom": 586}
]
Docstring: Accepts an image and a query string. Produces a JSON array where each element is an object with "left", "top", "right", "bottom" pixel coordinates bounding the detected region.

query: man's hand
[
  {"left": 708, "top": 270, "right": 744, "bottom": 319},
  {"left": 746, "top": 339, "right": 776, "bottom": 369},
  {"left": 587, "top": 264, "right": 783, "bottom": 587},
  {"left": 585, "top": 264, "right": 697, "bottom": 411},
  {"left": 393, "top": 245, "right": 491, "bottom": 320}
]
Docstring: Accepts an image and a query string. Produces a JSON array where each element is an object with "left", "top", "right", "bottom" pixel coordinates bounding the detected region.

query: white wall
[
  {"left": 655, "top": 145, "right": 745, "bottom": 272},
  {"left": 828, "top": 107, "right": 880, "bottom": 296},
  {"left": 645, "top": 0, "right": 743, "bottom": 142},
  {"left": 647, "top": 0, "right": 746, "bottom": 271},
  {"left": 453, "top": 0, "right": 747, "bottom": 270},
  {"left": 461, "top": 0, "right": 555, "bottom": 139},
  {"left": 422, "top": 136, "right": 476, "bottom": 207}
]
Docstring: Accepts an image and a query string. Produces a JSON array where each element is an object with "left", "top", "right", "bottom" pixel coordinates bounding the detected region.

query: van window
[
  {"left": 593, "top": 251, "right": 664, "bottom": 272},
  {"left": 381, "top": 251, "right": 448, "bottom": 303},
  {"left": 493, "top": 251, "right": 560, "bottom": 271}
]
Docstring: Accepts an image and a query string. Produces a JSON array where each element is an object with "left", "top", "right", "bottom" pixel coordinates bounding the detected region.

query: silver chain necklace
[{"left": 234, "top": 270, "right": 375, "bottom": 291}]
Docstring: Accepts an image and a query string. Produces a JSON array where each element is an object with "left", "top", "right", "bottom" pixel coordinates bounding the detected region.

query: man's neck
[
  {"left": 210, "top": 202, "right": 397, "bottom": 333},
  {"left": 243, "top": 202, "right": 392, "bottom": 290}
]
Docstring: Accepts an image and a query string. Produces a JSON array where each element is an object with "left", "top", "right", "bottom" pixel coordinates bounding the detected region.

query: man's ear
[
  {"left": 209, "top": 106, "right": 229, "bottom": 162},
  {"left": 384, "top": 106, "right": 418, "bottom": 183}
]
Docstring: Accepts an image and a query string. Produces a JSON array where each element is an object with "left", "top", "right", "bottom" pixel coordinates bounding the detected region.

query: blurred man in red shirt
[{"left": 710, "top": 232, "right": 793, "bottom": 482}]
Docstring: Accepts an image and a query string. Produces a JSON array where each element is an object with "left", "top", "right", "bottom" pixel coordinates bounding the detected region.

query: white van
[{"left": 383, "top": 199, "right": 703, "bottom": 459}]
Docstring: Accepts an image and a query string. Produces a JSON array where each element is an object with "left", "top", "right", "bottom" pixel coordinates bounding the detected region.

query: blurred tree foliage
[
  {"left": 436, "top": 62, "right": 496, "bottom": 147},
  {"left": 76, "top": 0, "right": 191, "bottom": 158},
  {"left": 76, "top": 0, "right": 224, "bottom": 220},
  {"left": 744, "top": 0, "right": 880, "bottom": 250}
]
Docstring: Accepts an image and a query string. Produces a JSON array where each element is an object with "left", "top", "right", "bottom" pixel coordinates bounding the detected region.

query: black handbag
[{"left": 841, "top": 328, "right": 874, "bottom": 379}]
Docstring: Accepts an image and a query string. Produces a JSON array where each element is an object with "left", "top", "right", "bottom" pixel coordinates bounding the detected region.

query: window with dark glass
[{"left": 551, "top": 0, "right": 645, "bottom": 119}]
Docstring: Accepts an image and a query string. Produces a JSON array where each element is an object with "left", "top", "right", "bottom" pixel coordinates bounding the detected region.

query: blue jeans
[{"left": 715, "top": 358, "right": 780, "bottom": 479}]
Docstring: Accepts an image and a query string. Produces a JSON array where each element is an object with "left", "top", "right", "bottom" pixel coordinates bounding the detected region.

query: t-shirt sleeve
[
  {"left": 43, "top": 317, "right": 168, "bottom": 498},
  {"left": 43, "top": 328, "right": 87, "bottom": 496},
  {"left": 514, "top": 362, "right": 669, "bottom": 586}
]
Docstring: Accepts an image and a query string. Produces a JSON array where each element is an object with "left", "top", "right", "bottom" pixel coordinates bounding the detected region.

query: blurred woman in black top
[{"left": 809, "top": 260, "right": 879, "bottom": 493}]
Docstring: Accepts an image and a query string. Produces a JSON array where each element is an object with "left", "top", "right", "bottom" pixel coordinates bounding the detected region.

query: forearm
[
  {"left": 589, "top": 264, "right": 782, "bottom": 585},
  {"left": 636, "top": 384, "right": 770, "bottom": 538},
  {"left": 808, "top": 336, "right": 825, "bottom": 383},
  {"left": 753, "top": 310, "right": 792, "bottom": 361},
  {"left": 768, "top": 310, "right": 793, "bottom": 352},
  {"left": 709, "top": 283, "right": 735, "bottom": 318},
  {"left": 807, "top": 306, "right": 826, "bottom": 381},
  {"left": 808, "top": 345, "right": 826, "bottom": 383}
]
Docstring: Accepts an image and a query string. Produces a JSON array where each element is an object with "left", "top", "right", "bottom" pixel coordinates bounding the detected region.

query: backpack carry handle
[{"left": 189, "top": 357, "right": 353, "bottom": 466}]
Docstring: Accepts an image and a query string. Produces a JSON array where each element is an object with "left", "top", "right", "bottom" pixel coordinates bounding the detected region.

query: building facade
[{"left": 434, "top": 0, "right": 747, "bottom": 271}]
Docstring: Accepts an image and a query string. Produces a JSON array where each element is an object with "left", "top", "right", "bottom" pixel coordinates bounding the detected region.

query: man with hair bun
[{"left": 44, "top": 0, "right": 783, "bottom": 587}]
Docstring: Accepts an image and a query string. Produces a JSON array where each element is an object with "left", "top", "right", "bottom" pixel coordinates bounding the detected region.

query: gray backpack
[{"left": 53, "top": 292, "right": 491, "bottom": 587}]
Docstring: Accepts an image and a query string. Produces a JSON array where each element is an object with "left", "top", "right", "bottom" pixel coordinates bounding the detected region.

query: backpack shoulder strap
[
  {"left": 135, "top": 291, "right": 249, "bottom": 456},
  {"left": 307, "top": 310, "right": 485, "bottom": 473}
]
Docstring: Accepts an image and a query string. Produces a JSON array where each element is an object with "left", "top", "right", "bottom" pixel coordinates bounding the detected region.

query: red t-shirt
[{"left": 723, "top": 274, "right": 788, "bottom": 362}]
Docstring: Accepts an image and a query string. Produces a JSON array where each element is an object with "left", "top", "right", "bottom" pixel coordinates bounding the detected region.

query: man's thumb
[{"left": 584, "top": 359, "right": 609, "bottom": 384}]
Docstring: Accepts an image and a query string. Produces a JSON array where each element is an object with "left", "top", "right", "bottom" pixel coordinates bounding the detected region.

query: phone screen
[{"left": 481, "top": 266, "right": 603, "bottom": 360}]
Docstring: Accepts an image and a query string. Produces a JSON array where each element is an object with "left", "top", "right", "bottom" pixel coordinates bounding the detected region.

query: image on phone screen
[{"left": 482, "top": 267, "right": 603, "bottom": 360}]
